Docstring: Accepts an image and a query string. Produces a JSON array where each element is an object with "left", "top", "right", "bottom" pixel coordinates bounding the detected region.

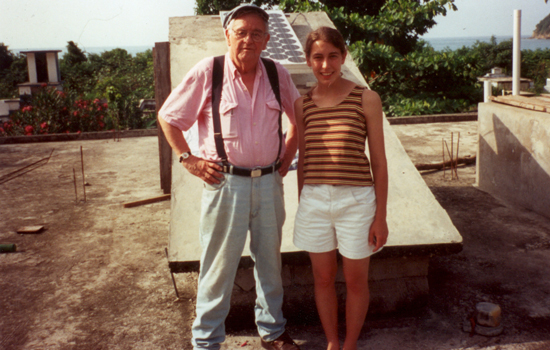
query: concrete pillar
[
  {"left": 483, "top": 81, "right": 491, "bottom": 102},
  {"left": 512, "top": 9, "right": 521, "bottom": 96},
  {"left": 26, "top": 53, "right": 37, "bottom": 83},
  {"left": 46, "top": 52, "right": 59, "bottom": 83}
]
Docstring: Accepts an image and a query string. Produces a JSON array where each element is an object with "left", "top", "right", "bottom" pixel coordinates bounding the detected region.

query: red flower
[
  {"left": 24, "top": 125, "right": 34, "bottom": 135},
  {"left": 99, "top": 121, "right": 105, "bottom": 128},
  {"left": 0, "top": 127, "right": 4, "bottom": 133},
  {"left": 94, "top": 98, "right": 100, "bottom": 104},
  {"left": 41, "top": 83, "right": 48, "bottom": 88},
  {"left": 99, "top": 115, "right": 104, "bottom": 120},
  {"left": 41, "top": 122, "right": 48, "bottom": 129},
  {"left": 73, "top": 111, "right": 78, "bottom": 117},
  {"left": 77, "top": 130, "right": 81, "bottom": 134},
  {"left": 103, "top": 103, "right": 108, "bottom": 108}
]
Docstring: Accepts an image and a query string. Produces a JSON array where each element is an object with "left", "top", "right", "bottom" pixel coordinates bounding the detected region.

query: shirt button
[{"left": 253, "top": 122, "right": 256, "bottom": 126}]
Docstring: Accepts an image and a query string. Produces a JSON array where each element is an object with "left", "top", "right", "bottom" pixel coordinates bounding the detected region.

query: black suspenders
[
  {"left": 211, "top": 56, "right": 227, "bottom": 162},
  {"left": 211, "top": 55, "right": 282, "bottom": 166}
]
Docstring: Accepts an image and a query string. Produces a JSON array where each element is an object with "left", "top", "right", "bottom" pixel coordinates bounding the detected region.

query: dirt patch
[
  {"left": 1, "top": 131, "right": 550, "bottom": 350},
  {"left": 0, "top": 138, "right": 189, "bottom": 349}
]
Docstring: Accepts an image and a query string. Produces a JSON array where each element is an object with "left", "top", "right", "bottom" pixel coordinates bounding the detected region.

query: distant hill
[{"left": 532, "top": 13, "right": 550, "bottom": 38}]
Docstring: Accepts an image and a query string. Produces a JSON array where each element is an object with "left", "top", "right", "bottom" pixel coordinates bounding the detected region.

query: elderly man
[{"left": 158, "top": 4, "right": 301, "bottom": 350}]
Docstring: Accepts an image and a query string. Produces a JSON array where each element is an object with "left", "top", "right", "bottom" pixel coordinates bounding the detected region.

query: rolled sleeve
[{"left": 158, "top": 57, "right": 213, "bottom": 132}]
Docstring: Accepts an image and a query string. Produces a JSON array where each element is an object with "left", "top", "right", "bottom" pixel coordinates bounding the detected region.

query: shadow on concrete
[
  {"left": 225, "top": 284, "right": 320, "bottom": 333},
  {"left": 478, "top": 114, "right": 550, "bottom": 219},
  {"left": 427, "top": 184, "right": 550, "bottom": 342}
]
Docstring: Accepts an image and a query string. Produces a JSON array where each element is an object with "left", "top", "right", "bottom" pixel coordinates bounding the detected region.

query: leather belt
[{"left": 221, "top": 161, "right": 281, "bottom": 178}]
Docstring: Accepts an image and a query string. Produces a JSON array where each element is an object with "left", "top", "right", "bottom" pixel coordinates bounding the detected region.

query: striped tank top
[{"left": 302, "top": 86, "right": 374, "bottom": 186}]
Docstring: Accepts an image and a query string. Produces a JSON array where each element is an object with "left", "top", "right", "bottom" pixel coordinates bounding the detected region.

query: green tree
[
  {"left": 60, "top": 41, "right": 95, "bottom": 96},
  {"left": 91, "top": 48, "right": 155, "bottom": 130},
  {"left": 196, "top": 0, "right": 461, "bottom": 115},
  {"left": 0, "top": 43, "right": 15, "bottom": 72},
  {"left": 195, "top": 0, "right": 280, "bottom": 14},
  {"left": 521, "top": 48, "right": 550, "bottom": 93},
  {"left": 1, "top": 40, "right": 156, "bottom": 134},
  {"left": 280, "top": 0, "right": 456, "bottom": 55},
  {"left": 63, "top": 41, "right": 87, "bottom": 66},
  {"left": 0, "top": 43, "right": 27, "bottom": 99},
  {"left": 276, "top": 0, "right": 464, "bottom": 115}
]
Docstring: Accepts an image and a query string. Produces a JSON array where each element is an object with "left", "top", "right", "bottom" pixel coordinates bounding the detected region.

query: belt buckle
[{"left": 250, "top": 168, "right": 262, "bottom": 178}]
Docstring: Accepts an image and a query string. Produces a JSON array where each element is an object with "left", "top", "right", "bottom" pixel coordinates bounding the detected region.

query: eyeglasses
[{"left": 231, "top": 29, "right": 266, "bottom": 42}]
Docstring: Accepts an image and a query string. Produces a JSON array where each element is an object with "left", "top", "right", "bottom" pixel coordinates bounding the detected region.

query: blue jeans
[{"left": 192, "top": 172, "right": 287, "bottom": 349}]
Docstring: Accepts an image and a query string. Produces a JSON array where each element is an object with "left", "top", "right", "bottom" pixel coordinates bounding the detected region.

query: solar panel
[{"left": 220, "top": 9, "right": 310, "bottom": 74}]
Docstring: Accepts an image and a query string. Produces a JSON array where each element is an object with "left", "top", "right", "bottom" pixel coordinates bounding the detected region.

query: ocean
[
  {"left": 422, "top": 35, "right": 550, "bottom": 51},
  {"left": 11, "top": 45, "right": 153, "bottom": 57},
  {"left": 11, "top": 36, "right": 550, "bottom": 56}
]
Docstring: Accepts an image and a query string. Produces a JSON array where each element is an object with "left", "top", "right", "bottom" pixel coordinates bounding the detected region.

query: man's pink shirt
[{"left": 159, "top": 53, "right": 300, "bottom": 168}]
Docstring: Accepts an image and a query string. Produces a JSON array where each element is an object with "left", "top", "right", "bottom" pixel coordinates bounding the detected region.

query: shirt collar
[{"left": 225, "top": 52, "right": 264, "bottom": 81}]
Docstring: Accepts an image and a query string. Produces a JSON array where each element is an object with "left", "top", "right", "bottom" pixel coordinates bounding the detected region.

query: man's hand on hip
[
  {"left": 182, "top": 155, "right": 224, "bottom": 184},
  {"left": 278, "top": 153, "right": 293, "bottom": 177}
]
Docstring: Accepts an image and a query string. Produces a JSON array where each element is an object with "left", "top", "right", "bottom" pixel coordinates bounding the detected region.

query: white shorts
[{"left": 293, "top": 184, "right": 379, "bottom": 260}]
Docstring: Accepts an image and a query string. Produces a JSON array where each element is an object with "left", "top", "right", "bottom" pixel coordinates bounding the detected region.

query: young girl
[{"left": 293, "top": 26, "right": 389, "bottom": 350}]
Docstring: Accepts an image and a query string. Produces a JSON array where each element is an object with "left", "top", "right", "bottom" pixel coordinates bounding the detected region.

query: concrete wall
[{"left": 477, "top": 102, "right": 550, "bottom": 219}]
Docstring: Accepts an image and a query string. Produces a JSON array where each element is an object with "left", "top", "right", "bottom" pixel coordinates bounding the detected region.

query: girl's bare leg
[
  {"left": 310, "top": 250, "right": 340, "bottom": 350},
  {"left": 342, "top": 257, "right": 370, "bottom": 350}
]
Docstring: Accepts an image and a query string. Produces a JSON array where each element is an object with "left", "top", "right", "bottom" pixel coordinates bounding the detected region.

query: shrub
[{"left": 1, "top": 85, "right": 108, "bottom": 136}]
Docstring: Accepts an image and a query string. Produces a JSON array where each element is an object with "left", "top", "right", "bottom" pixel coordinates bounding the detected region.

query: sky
[
  {"left": 2, "top": 0, "right": 550, "bottom": 50},
  {"left": 423, "top": 0, "right": 550, "bottom": 38}
]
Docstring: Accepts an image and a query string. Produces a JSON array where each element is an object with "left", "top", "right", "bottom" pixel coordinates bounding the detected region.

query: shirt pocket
[
  {"left": 266, "top": 99, "right": 281, "bottom": 114},
  {"left": 219, "top": 99, "right": 238, "bottom": 138}
]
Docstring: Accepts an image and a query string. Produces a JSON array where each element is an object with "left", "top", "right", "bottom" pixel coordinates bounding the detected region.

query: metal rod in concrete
[
  {"left": 512, "top": 9, "right": 521, "bottom": 96},
  {"left": 455, "top": 132, "right": 460, "bottom": 179},
  {"left": 451, "top": 132, "right": 455, "bottom": 179},
  {"left": 80, "top": 146, "right": 86, "bottom": 202},
  {"left": 444, "top": 140, "right": 454, "bottom": 179},
  {"left": 73, "top": 168, "right": 78, "bottom": 202},
  {"left": 165, "top": 247, "right": 180, "bottom": 299},
  {"left": 442, "top": 138, "right": 446, "bottom": 178}
]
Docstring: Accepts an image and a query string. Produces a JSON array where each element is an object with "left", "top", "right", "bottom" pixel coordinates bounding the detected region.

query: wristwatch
[{"left": 179, "top": 152, "right": 191, "bottom": 163}]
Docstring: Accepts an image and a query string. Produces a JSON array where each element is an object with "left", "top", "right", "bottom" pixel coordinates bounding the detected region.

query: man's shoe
[{"left": 260, "top": 331, "right": 300, "bottom": 350}]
